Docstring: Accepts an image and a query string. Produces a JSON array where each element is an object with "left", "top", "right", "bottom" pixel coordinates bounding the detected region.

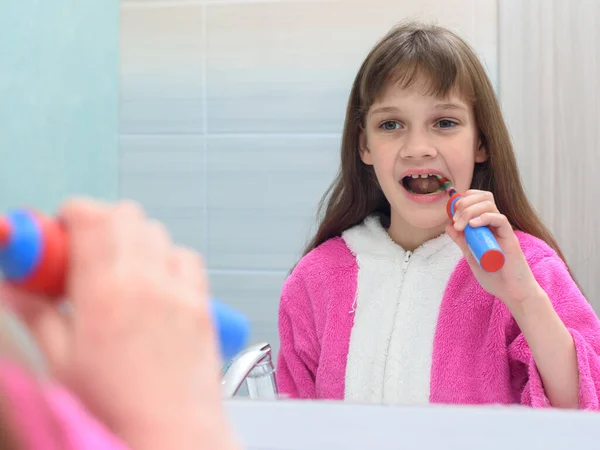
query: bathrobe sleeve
[
  {"left": 0, "top": 361, "right": 129, "bottom": 450},
  {"left": 276, "top": 270, "right": 320, "bottom": 399},
  {"left": 508, "top": 254, "right": 600, "bottom": 410}
]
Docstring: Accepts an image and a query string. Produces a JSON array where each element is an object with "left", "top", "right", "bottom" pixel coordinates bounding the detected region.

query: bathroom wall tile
[
  {"left": 206, "top": 134, "right": 340, "bottom": 270},
  {"left": 120, "top": 135, "right": 206, "bottom": 250},
  {"left": 472, "top": 0, "right": 499, "bottom": 89},
  {"left": 209, "top": 271, "right": 287, "bottom": 360},
  {"left": 499, "top": 0, "right": 600, "bottom": 309},
  {"left": 205, "top": 0, "right": 352, "bottom": 134},
  {"left": 205, "top": 0, "right": 496, "bottom": 134},
  {"left": 146, "top": 207, "right": 206, "bottom": 251},
  {"left": 120, "top": 2, "right": 204, "bottom": 133}
]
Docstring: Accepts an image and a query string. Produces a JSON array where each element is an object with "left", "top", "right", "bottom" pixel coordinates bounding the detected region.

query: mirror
[{"left": 120, "top": 0, "right": 600, "bottom": 412}]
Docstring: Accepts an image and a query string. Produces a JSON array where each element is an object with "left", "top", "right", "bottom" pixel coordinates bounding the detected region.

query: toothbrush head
[
  {"left": 435, "top": 175, "right": 454, "bottom": 193},
  {"left": 433, "top": 175, "right": 461, "bottom": 219}
]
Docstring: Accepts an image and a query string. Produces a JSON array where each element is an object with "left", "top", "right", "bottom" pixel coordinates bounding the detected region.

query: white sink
[{"left": 226, "top": 398, "right": 600, "bottom": 449}]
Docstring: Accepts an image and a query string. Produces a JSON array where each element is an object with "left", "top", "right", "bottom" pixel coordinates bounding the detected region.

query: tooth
[
  {"left": 411, "top": 174, "right": 419, "bottom": 179},
  {"left": 420, "top": 174, "right": 428, "bottom": 179}
]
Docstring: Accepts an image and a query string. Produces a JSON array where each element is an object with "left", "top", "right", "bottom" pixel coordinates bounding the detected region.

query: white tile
[
  {"left": 205, "top": 0, "right": 496, "bottom": 133},
  {"left": 120, "top": 175, "right": 204, "bottom": 208},
  {"left": 120, "top": 2, "right": 204, "bottom": 133},
  {"left": 206, "top": 135, "right": 340, "bottom": 270},
  {"left": 472, "top": 0, "right": 499, "bottom": 90},
  {"left": 148, "top": 208, "right": 205, "bottom": 251},
  {"left": 120, "top": 135, "right": 204, "bottom": 172},
  {"left": 205, "top": 1, "right": 351, "bottom": 134},
  {"left": 120, "top": 135, "right": 206, "bottom": 250},
  {"left": 120, "top": 135, "right": 205, "bottom": 208},
  {"left": 209, "top": 271, "right": 286, "bottom": 359}
]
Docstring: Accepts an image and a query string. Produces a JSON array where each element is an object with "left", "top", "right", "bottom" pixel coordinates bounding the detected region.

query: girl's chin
[{"left": 391, "top": 213, "right": 449, "bottom": 231}]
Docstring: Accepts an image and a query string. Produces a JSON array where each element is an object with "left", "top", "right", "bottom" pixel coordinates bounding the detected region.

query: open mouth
[{"left": 401, "top": 174, "right": 446, "bottom": 195}]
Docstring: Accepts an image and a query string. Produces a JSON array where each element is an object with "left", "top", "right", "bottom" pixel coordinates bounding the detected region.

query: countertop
[{"left": 225, "top": 399, "right": 600, "bottom": 449}]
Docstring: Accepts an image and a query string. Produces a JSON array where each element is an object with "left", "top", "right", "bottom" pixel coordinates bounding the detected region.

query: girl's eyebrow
[
  {"left": 369, "top": 103, "right": 468, "bottom": 116},
  {"left": 434, "top": 102, "right": 468, "bottom": 111},
  {"left": 369, "top": 106, "right": 400, "bottom": 116}
]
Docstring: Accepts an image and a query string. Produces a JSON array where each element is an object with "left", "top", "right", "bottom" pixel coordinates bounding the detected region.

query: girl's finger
[
  {"left": 0, "top": 285, "right": 70, "bottom": 378},
  {"left": 468, "top": 212, "right": 514, "bottom": 239},
  {"left": 133, "top": 219, "right": 173, "bottom": 270},
  {"left": 453, "top": 193, "right": 497, "bottom": 218},
  {"left": 58, "top": 197, "right": 113, "bottom": 228},
  {"left": 0, "top": 285, "right": 48, "bottom": 316},
  {"left": 169, "top": 247, "right": 208, "bottom": 299},
  {"left": 453, "top": 201, "right": 499, "bottom": 231},
  {"left": 463, "top": 189, "right": 495, "bottom": 200}
]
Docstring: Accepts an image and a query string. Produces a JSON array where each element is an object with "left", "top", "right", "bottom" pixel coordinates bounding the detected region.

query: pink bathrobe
[
  {"left": 276, "top": 216, "right": 600, "bottom": 409},
  {"left": 0, "top": 361, "right": 127, "bottom": 449}
]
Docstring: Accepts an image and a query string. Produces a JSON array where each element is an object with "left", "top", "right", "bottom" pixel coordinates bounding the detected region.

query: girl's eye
[
  {"left": 437, "top": 119, "right": 458, "bottom": 128},
  {"left": 380, "top": 121, "right": 401, "bottom": 131}
]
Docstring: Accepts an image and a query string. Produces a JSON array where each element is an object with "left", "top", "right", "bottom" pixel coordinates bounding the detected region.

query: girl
[
  {"left": 276, "top": 21, "right": 600, "bottom": 409},
  {"left": 0, "top": 198, "right": 240, "bottom": 449}
]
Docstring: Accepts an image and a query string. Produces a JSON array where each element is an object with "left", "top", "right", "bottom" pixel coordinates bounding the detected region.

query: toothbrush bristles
[{"left": 435, "top": 175, "right": 456, "bottom": 196}]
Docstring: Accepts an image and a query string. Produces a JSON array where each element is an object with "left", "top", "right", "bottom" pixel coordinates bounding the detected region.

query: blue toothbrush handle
[
  {"left": 210, "top": 299, "right": 250, "bottom": 360},
  {"left": 448, "top": 195, "right": 505, "bottom": 272}
]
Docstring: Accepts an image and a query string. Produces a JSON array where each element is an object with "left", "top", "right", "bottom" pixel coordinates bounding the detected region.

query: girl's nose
[{"left": 400, "top": 132, "right": 437, "bottom": 159}]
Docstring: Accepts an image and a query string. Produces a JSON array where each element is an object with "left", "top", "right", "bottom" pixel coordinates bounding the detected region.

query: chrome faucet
[{"left": 221, "top": 342, "right": 278, "bottom": 400}]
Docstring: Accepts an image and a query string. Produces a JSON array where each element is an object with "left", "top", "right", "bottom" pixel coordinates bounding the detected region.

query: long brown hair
[{"left": 302, "top": 21, "right": 568, "bottom": 266}]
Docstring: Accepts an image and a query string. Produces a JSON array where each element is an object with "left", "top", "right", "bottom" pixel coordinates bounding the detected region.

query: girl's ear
[
  {"left": 475, "top": 139, "right": 488, "bottom": 163},
  {"left": 359, "top": 130, "right": 373, "bottom": 165}
]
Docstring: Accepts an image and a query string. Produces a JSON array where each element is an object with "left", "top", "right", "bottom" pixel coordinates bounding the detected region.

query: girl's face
[{"left": 360, "top": 77, "right": 487, "bottom": 241}]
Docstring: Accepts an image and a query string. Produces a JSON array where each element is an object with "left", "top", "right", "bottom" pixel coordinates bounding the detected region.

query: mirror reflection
[{"left": 120, "top": 0, "right": 600, "bottom": 411}]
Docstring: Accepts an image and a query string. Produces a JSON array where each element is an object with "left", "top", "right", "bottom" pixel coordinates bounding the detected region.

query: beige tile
[
  {"left": 205, "top": 0, "right": 496, "bottom": 133},
  {"left": 120, "top": 2, "right": 204, "bottom": 133}
]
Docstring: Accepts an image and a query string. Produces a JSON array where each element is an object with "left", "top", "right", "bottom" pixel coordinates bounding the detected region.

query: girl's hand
[
  {"left": 445, "top": 189, "right": 542, "bottom": 309},
  {"left": 1, "top": 198, "right": 239, "bottom": 450}
]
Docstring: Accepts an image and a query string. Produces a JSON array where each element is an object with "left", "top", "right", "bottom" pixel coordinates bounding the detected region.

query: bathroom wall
[
  {"left": 498, "top": 0, "right": 600, "bottom": 309},
  {"left": 120, "top": 0, "right": 498, "bottom": 358},
  {"left": 0, "top": 1, "right": 119, "bottom": 213}
]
